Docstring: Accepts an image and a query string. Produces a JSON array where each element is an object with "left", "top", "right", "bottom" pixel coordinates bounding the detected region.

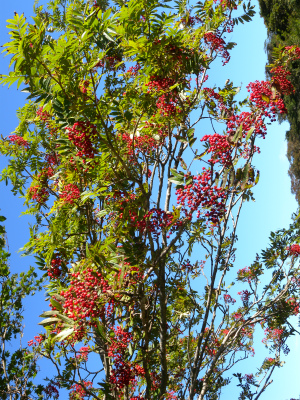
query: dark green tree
[
  {"left": 258, "top": 0, "right": 300, "bottom": 203},
  {"left": 0, "top": 215, "right": 43, "bottom": 399}
]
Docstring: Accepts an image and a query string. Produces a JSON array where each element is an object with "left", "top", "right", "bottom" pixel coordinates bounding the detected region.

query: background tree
[
  {"left": 1, "top": 0, "right": 300, "bottom": 399},
  {"left": 0, "top": 214, "right": 43, "bottom": 399},
  {"left": 258, "top": 0, "right": 300, "bottom": 203}
]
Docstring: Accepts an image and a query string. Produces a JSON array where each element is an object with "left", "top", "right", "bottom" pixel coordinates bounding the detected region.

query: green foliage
[
  {"left": 0, "top": 216, "right": 44, "bottom": 399},
  {"left": 258, "top": 0, "right": 300, "bottom": 203}
]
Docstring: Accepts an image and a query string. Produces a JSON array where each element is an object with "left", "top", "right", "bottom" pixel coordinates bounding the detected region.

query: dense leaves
[
  {"left": 258, "top": 0, "right": 300, "bottom": 203},
  {"left": 0, "top": 216, "right": 43, "bottom": 399}
]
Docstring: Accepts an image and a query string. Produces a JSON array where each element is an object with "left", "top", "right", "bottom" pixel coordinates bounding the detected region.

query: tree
[
  {"left": 0, "top": 215, "right": 43, "bottom": 399},
  {"left": 1, "top": 0, "right": 300, "bottom": 398},
  {"left": 258, "top": 0, "right": 300, "bottom": 203}
]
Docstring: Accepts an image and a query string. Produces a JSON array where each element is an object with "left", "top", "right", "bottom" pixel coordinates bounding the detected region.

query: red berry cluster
[
  {"left": 144, "top": 121, "right": 168, "bottom": 139},
  {"left": 36, "top": 107, "right": 51, "bottom": 123},
  {"left": 45, "top": 152, "right": 59, "bottom": 166},
  {"left": 204, "top": 32, "right": 230, "bottom": 65},
  {"left": 107, "top": 191, "right": 137, "bottom": 219},
  {"left": 8, "top": 135, "right": 29, "bottom": 148},
  {"left": 270, "top": 66, "right": 294, "bottom": 95},
  {"left": 227, "top": 111, "right": 266, "bottom": 139},
  {"left": 115, "top": 262, "right": 144, "bottom": 287},
  {"left": 60, "top": 183, "right": 80, "bottom": 205},
  {"left": 179, "top": 15, "right": 202, "bottom": 27},
  {"left": 76, "top": 346, "right": 89, "bottom": 361},
  {"left": 286, "top": 297, "right": 300, "bottom": 315},
  {"left": 79, "top": 80, "right": 89, "bottom": 94},
  {"left": 262, "top": 358, "right": 277, "bottom": 370},
  {"left": 247, "top": 80, "right": 287, "bottom": 115},
  {"left": 222, "top": 328, "right": 230, "bottom": 336},
  {"left": 120, "top": 132, "right": 159, "bottom": 161},
  {"left": 204, "top": 329, "right": 222, "bottom": 356},
  {"left": 146, "top": 76, "right": 176, "bottom": 93},
  {"left": 262, "top": 328, "right": 284, "bottom": 347},
  {"left": 128, "top": 265, "right": 144, "bottom": 284},
  {"left": 203, "top": 87, "right": 222, "bottom": 102},
  {"left": 166, "top": 43, "right": 192, "bottom": 66},
  {"left": 225, "top": 18, "right": 234, "bottom": 33},
  {"left": 28, "top": 167, "right": 54, "bottom": 205},
  {"left": 284, "top": 46, "right": 300, "bottom": 60},
  {"left": 66, "top": 121, "right": 97, "bottom": 159},
  {"left": 128, "top": 208, "right": 175, "bottom": 240},
  {"left": 180, "top": 259, "right": 193, "bottom": 272},
  {"left": 237, "top": 267, "right": 256, "bottom": 283},
  {"left": 165, "top": 391, "right": 178, "bottom": 400},
  {"left": 176, "top": 170, "right": 226, "bottom": 223},
  {"left": 28, "top": 185, "right": 49, "bottom": 204},
  {"left": 48, "top": 255, "right": 62, "bottom": 279},
  {"left": 70, "top": 380, "right": 92, "bottom": 400},
  {"left": 95, "top": 55, "right": 125, "bottom": 71},
  {"left": 36, "top": 107, "right": 58, "bottom": 137},
  {"left": 108, "top": 326, "right": 145, "bottom": 391},
  {"left": 287, "top": 244, "right": 300, "bottom": 255},
  {"left": 59, "top": 269, "right": 113, "bottom": 341},
  {"left": 266, "top": 357, "right": 275, "bottom": 363},
  {"left": 243, "top": 374, "right": 255, "bottom": 384},
  {"left": 223, "top": 294, "right": 236, "bottom": 304},
  {"left": 127, "top": 63, "right": 141, "bottom": 76},
  {"left": 201, "top": 133, "right": 232, "bottom": 166},
  {"left": 43, "top": 382, "right": 60, "bottom": 400},
  {"left": 28, "top": 334, "right": 44, "bottom": 347},
  {"left": 213, "top": 0, "right": 235, "bottom": 9},
  {"left": 233, "top": 312, "right": 242, "bottom": 320},
  {"left": 156, "top": 94, "right": 179, "bottom": 117},
  {"left": 145, "top": 75, "right": 188, "bottom": 117},
  {"left": 237, "top": 290, "right": 251, "bottom": 304}
]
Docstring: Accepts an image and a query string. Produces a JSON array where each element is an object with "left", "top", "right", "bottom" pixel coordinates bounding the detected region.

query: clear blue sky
[{"left": 0, "top": 0, "right": 299, "bottom": 398}]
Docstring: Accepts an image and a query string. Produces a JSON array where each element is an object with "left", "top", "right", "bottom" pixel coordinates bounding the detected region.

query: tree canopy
[{"left": 258, "top": 0, "right": 300, "bottom": 203}]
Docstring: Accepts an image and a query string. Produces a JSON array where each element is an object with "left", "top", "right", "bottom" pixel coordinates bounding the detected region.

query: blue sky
[{"left": 0, "top": 0, "right": 299, "bottom": 398}]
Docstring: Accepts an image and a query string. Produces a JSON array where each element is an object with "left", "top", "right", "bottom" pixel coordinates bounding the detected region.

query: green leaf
[
  {"left": 96, "top": 209, "right": 108, "bottom": 218},
  {"left": 54, "top": 328, "right": 74, "bottom": 342},
  {"left": 128, "top": 342, "right": 133, "bottom": 356},
  {"left": 261, "top": 94, "right": 270, "bottom": 103},
  {"left": 170, "top": 168, "right": 183, "bottom": 178},
  {"left": 254, "top": 170, "right": 260, "bottom": 185},
  {"left": 95, "top": 321, "right": 109, "bottom": 342},
  {"left": 50, "top": 298, "right": 63, "bottom": 312},
  {"left": 38, "top": 317, "right": 59, "bottom": 326},
  {"left": 246, "top": 127, "right": 255, "bottom": 141},
  {"left": 232, "top": 124, "right": 243, "bottom": 143},
  {"left": 221, "top": 169, "right": 229, "bottom": 188},
  {"left": 39, "top": 310, "right": 59, "bottom": 318},
  {"left": 180, "top": 158, "right": 187, "bottom": 170},
  {"left": 168, "top": 177, "right": 184, "bottom": 185},
  {"left": 169, "top": 168, "right": 184, "bottom": 185},
  {"left": 194, "top": 150, "right": 207, "bottom": 160},
  {"left": 241, "top": 164, "right": 250, "bottom": 189},
  {"left": 86, "top": 242, "right": 91, "bottom": 258}
]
